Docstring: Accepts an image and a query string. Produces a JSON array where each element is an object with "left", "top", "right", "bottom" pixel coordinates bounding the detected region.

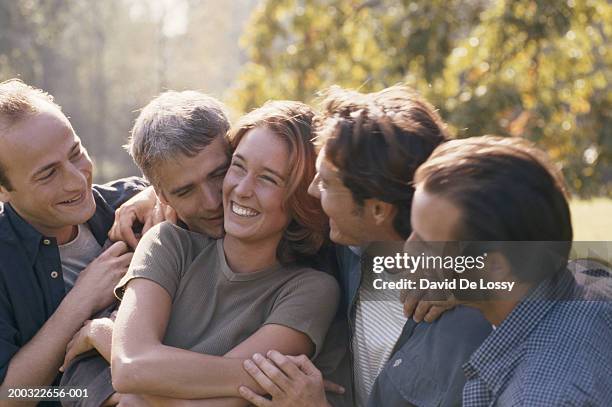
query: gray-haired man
[{"left": 60, "top": 90, "right": 233, "bottom": 406}]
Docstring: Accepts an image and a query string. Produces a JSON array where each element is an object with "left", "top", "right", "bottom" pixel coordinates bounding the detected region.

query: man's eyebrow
[
  {"left": 32, "top": 162, "right": 58, "bottom": 179},
  {"left": 68, "top": 142, "right": 80, "bottom": 155},
  {"left": 209, "top": 160, "right": 230, "bottom": 177},
  {"left": 169, "top": 182, "right": 194, "bottom": 196},
  {"left": 32, "top": 142, "right": 79, "bottom": 179}
]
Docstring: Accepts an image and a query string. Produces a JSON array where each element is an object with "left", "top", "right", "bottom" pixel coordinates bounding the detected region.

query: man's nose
[
  {"left": 200, "top": 183, "right": 223, "bottom": 211},
  {"left": 63, "top": 163, "right": 87, "bottom": 191},
  {"left": 308, "top": 173, "right": 321, "bottom": 199}
]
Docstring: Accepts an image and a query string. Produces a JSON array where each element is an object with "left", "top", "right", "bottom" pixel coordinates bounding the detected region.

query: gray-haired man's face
[{"left": 155, "top": 135, "right": 230, "bottom": 238}]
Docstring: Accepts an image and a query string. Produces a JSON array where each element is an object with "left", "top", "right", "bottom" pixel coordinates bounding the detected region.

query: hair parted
[
  {"left": 229, "top": 100, "right": 327, "bottom": 264},
  {"left": 414, "top": 135, "right": 573, "bottom": 280},
  {"left": 0, "top": 78, "right": 63, "bottom": 190},
  {"left": 315, "top": 85, "right": 448, "bottom": 239},
  {"left": 127, "top": 90, "right": 231, "bottom": 186}
]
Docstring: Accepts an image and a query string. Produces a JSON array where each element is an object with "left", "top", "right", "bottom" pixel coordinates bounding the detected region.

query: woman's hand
[{"left": 238, "top": 351, "right": 341, "bottom": 407}]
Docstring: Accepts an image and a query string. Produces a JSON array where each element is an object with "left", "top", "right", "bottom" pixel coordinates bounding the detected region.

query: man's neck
[
  {"left": 45, "top": 224, "right": 78, "bottom": 245},
  {"left": 358, "top": 226, "right": 404, "bottom": 247},
  {"left": 469, "top": 282, "right": 533, "bottom": 326},
  {"left": 10, "top": 205, "right": 79, "bottom": 245}
]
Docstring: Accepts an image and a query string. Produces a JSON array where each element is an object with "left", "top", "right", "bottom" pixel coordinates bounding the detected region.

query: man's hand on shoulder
[
  {"left": 400, "top": 288, "right": 457, "bottom": 323},
  {"left": 68, "top": 241, "right": 132, "bottom": 315},
  {"left": 109, "top": 186, "right": 177, "bottom": 249}
]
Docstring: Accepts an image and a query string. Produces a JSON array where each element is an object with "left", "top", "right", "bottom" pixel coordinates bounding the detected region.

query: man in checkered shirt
[{"left": 410, "top": 135, "right": 612, "bottom": 406}]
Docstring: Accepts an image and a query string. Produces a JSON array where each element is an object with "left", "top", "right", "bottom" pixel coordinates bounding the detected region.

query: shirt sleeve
[
  {"left": 264, "top": 270, "right": 340, "bottom": 358},
  {"left": 93, "top": 176, "right": 149, "bottom": 210},
  {"left": 59, "top": 351, "right": 114, "bottom": 407},
  {"left": 114, "top": 222, "right": 186, "bottom": 301},
  {"left": 0, "top": 281, "right": 19, "bottom": 382}
]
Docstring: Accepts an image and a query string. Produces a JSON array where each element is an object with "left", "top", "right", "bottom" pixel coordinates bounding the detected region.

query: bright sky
[{"left": 127, "top": 0, "right": 189, "bottom": 37}]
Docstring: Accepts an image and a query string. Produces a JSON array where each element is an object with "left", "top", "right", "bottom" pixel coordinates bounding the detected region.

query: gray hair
[{"left": 127, "top": 90, "right": 230, "bottom": 186}]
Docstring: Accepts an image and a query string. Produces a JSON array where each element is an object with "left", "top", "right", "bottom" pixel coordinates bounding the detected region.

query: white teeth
[
  {"left": 231, "top": 201, "right": 259, "bottom": 217},
  {"left": 61, "top": 194, "right": 81, "bottom": 204}
]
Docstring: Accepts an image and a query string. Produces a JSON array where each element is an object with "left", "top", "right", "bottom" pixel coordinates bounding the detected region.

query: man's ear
[
  {"left": 368, "top": 199, "right": 397, "bottom": 226},
  {"left": 154, "top": 187, "right": 170, "bottom": 206},
  {"left": 0, "top": 184, "right": 11, "bottom": 203},
  {"left": 485, "top": 252, "right": 513, "bottom": 281}
]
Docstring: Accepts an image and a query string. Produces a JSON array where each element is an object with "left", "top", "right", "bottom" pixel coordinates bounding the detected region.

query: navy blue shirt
[{"left": 0, "top": 177, "right": 146, "bottom": 388}]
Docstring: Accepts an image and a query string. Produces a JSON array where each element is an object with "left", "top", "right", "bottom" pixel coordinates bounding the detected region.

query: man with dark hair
[
  {"left": 239, "top": 86, "right": 492, "bottom": 407},
  {"left": 314, "top": 85, "right": 447, "bottom": 242},
  {"left": 409, "top": 135, "right": 612, "bottom": 406},
  {"left": 0, "top": 79, "right": 147, "bottom": 406}
]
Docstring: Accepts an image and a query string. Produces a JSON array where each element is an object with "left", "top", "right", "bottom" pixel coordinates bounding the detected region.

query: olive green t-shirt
[{"left": 115, "top": 222, "right": 340, "bottom": 358}]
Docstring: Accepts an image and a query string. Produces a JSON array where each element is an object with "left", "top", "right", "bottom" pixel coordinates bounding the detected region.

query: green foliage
[{"left": 231, "top": 0, "right": 611, "bottom": 196}]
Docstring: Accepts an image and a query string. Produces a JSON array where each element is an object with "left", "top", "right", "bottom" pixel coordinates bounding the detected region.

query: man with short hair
[
  {"left": 125, "top": 90, "right": 230, "bottom": 237},
  {"left": 0, "top": 79, "right": 147, "bottom": 406},
  {"left": 239, "top": 86, "right": 492, "bottom": 407},
  {"left": 59, "top": 90, "right": 234, "bottom": 406},
  {"left": 410, "top": 136, "right": 612, "bottom": 406},
  {"left": 66, "top": 91, "right": 348, "bottom": 407}
]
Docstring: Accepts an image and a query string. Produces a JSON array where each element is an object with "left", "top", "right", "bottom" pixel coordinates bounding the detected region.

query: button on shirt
[
  {"left": 336, "top": 246, "right": 492, "bottom": 407},
  {"left": 0, "top": 177, "right": 146, "bottom": 399},
  {"left": 462, "top": 268, "right": 612, "bottom": 406}
]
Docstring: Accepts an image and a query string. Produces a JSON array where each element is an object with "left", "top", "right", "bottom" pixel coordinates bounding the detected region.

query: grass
[{"left": 570, "top": 198, "right": 612, "bottom": 241}]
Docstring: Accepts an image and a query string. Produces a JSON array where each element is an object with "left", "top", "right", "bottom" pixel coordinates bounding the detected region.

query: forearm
[
  {"left": 142, "top": 394, "right": 248, "bottom": 407},
  {"left": 0, "top": 294, "right": 92, "bottom": 398},
  {"left": 88, "top": 320, "right": 113, "bottom": 363},
  {"left": 112, "top": 344, "right": 259, "bottom": 399}
]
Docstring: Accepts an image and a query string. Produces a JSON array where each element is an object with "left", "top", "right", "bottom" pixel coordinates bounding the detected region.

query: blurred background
[{"left": 1, "top": 0, "right": 610, "bottom": 238}]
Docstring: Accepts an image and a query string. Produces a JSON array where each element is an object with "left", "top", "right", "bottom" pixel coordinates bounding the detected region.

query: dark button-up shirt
[
  {"left": 0, "top": 177, "right": 146, "bottom": 404},
  {"left": 368, "top": 307, "right": 492, "bottom": 407},
  {"left": 462, "top": 268, "right": 612, "bottom": 406}
]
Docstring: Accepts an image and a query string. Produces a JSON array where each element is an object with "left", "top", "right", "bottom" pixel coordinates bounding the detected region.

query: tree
[
  {"left": 231, "top": 0, "right": 611, "bottom": 196},
  {"left": 1, "top": 0, "right": 258, "bottom": 182}
]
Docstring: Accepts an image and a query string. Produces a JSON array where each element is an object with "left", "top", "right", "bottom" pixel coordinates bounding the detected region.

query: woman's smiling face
[{"left": 223, "top": 126, "right": 291, "bottom": 245}]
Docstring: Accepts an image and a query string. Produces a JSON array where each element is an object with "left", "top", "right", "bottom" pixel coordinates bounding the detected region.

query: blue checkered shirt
[{"left": 462, "top": 269, "right": 612, "bottom": 406}]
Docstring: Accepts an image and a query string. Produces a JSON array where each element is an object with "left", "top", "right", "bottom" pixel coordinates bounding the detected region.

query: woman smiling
[{"left": 110, "top": 101, "right": 340, "bottom": 406}]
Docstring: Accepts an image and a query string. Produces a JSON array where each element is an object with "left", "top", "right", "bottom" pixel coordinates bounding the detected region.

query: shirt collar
[
  {"left": 462, "top": 268, "right": 577, "bottom": 394},
  {"left": 86, "top": 188, "right": 114, "bottom": 246},
  {"left": 3, "top": 190, "right": 107, "bottom": 260},
  {"left": 348, "top": 245, "right": 362, "bottom": 256},
  {"left": 3, "top": 203, "right": 45, "bottom": 262}
]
